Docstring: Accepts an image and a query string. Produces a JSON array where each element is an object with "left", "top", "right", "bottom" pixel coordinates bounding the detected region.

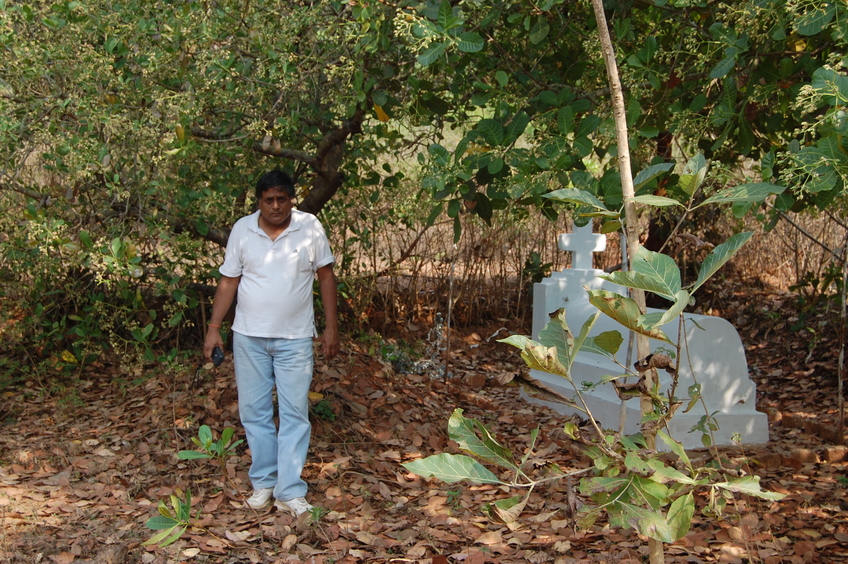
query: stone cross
[{"left": 558, "top": 223, "right": 606, "bottom": 271}]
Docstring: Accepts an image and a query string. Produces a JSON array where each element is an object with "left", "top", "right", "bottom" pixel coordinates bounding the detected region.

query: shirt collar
[{"left": 246, "top": 209, "right": 303, "bottom": 235}]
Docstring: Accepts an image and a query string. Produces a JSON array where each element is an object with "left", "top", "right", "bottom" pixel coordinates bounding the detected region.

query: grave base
[{"left": 525, "top": 366, "right": 770, "bottom": 450}]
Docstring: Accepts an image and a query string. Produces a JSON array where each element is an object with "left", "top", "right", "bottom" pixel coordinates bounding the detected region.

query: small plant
[
  {"left": 178, "top": 425, "right": 243, "bottom": 463},
  {"left": 143, "top": 489, "right": 196, "bottom": 547},
  {"left": 311, "top": 398, "right": 337, "bottom": 421},
  {"left": 308, "top": 504, "right": 330, "bottom": 522}
]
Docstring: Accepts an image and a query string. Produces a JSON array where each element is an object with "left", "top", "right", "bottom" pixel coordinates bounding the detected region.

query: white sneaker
[
  {"left": 275, "top": 497, "right": 313, "bottom": 516},
  {"left": 246, "top": 487, "right": 274, "bottom": 509}
]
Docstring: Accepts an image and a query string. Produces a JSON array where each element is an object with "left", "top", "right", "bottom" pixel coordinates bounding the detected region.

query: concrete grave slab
[{"left": 527, "top": 224, "right": 770, "bottom": 450}]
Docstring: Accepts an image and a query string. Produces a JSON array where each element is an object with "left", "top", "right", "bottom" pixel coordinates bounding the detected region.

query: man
[{"left": 203, "top": 169, "right": 339, "bottom": 516}]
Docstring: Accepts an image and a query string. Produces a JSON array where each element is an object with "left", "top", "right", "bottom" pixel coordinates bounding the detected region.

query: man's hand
[
  {"left": 322, "top": 324, "right": 339, "bottom": 361},
  {"left": 202, "top": 275, "right": 240, "bottom": 362},
  {"left": 203, "top": 327, "right": 225, "bottom": 362}
]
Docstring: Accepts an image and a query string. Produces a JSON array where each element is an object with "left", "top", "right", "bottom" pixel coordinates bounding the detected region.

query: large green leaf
[
  {"left": 436, "top": 0, "right": 460, "bottom": 31},
  {"left": 602, "top": 247, "right": 681, "bottom": 300},
  {"left": 621, "top": 502, "right": 675, "bottom": 543},
  {"left": 586, "top": 290, "right": 672, "bottom": 343},
  {"left": 602, "top": 270, "right": 678, "bottom": 302},
  {"left": 633, "top": 162, "right": 674, "bottom": 190},
  {"left": 699, "top": 183, "right": 784, "bottom": 207},
  {"left": 667, "top": 493, "right": 695, "bottom": 541},
  {"left": 631, "top": 246, "right": 681, "bottom": 297},
  {"left": 417, "top": 41, "right": 447, "bottom": 66},
  {"left": 402, "top": 453, "right": 504, "bottom": 484},
  {"left": 630, "top": 195, "right": 683, "bottom": 207},
  {"left": 691, "top": 232, "right": 753, "bottom": 292},
  {"left": 477, "top": 118, "right": 505, "bottom": 146},
  {"left": 601, "top": 246, "right": 683, "bottom": 301},
  {"left": 146, "top": 515, "right": 180, "bottom": 531},
  {"left": 529, "top": 15, "right": 550, "bottom": 44},
  {"left": 538, "top": 308, "right": 574, "bottom": 368},
  {"left": 177, "top": 450, "right": 212, "bottom": 460},
  {"left": 573, "top": 311, "right": 601, "bottom": 358},
  {"left": 544, "top": 188, "right": 610, "bottom": 214},
  {"left": 678, "top": 153, "right": 708, "bottom": 196},
  {"left": 457, "top": 32, "right": 484, "bottom": 53},
  {"left": 638, "top": 289, "right": 690, "bottom": 329},
  {"left": 794, "top": 2, "right": 836, "bottom": 36},
  {"left": 448, "top": 409, "right": 517, "bottom": 470},
  {"left": 143, "top": 525, "right": 186, "bottom": 547},
  {"left": 714, "top": 475, "right": 786, "bottom": 501},
  {"left": 499, "top": 334, "right": 571, "bottom": 377},
  {"left": 581, "top": 330, "right": 623, "bottom": 357},
  {"left": 811, "top": 66, "right": 848, "bottom": 105},
  {"left": 521, "top": 343, "right": 571, "bottom": 378}
]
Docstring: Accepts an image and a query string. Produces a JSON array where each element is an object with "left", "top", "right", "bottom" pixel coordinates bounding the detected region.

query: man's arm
[
  {"left": 203, "top": 275, "right": 241, "bottom": 361},
  {"left": 316, "top": 264, "right": 339, "bottom": 361}
]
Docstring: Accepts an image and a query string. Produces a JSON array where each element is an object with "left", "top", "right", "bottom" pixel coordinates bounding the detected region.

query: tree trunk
[{"left": 588, "top": 2, "right": 663, "bottom": 563}]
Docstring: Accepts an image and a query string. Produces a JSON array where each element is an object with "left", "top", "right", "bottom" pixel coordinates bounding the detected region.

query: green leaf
[
  {"left": 198, "top": 425, "right": 213, "bottom": 446},
  {"left": 620, "top": 502, "right": 676, "bottom": 543},
  {"left": 161, "top": 525, "right": 188, "bottom": 547},
  {"left": 448, "top": 409, "right": 517, "bottom": 470},
  {"left": 630, "top": 195, "right": 683, "bottom": 207},
  {"left": 647, "top": 460, "right": 700, "bottom": 486},
  {"left": 195, "top": 218, "right": 209, "bottom": 236},
  {"left": 678, "top": 153, "right": 708, "bottom": 196},
  {"left": 631, "top": 246, "right": 681, "bottom": 295},
  {"left": 573, "top": 311, "right": 601, "bottom": 359},
  {"left": 428, "top": 143, "right": 451, "bottom": 165},
  {"left": 692, "top": 232, "right": 753, "bottom": 293},
  {"left": 436, "top": 0, "right": 458, "bottom": 30},
  {"left": 709, "top": 56, "right": 735, "bottom": 79},
  {"left": 714, "top": 475, "right": 786, "bottom": 501},
  {"left": 587, "top": 290, "right": 672, "bottom": 343},
  {"left": 667, "top": 493, "right": 695, "bottom": 541},
  {"left": 145, "top": 515, "right": 179, "bottom": 531},
  {"left": 402, "top": 453, "right": 504, "bottom": 484},
  {"left": 477, "top": 119, "right": 505, "bottom": 146},
  {"left": 633, "top": 162, "right": 674, "bottom": 190},
  {"left": 810, "top": 66, "right": 848, "bottom": 105},
  {"left": 177, "top": 450, "right": 212, "bottom": 460},
  {"left": 417, "top": 41, "right": 447, "bottom": 66},
  {"left": 505, "top": 111, "right": 530, "bottom": 145},
  {"left": 523, "top": 343, "right": 571, "bottom": 377},
  {"left": 544, "top": 188, "right": 611, "bottom": 214},
  {"left": 530, "top": 16, "right": 550, "bottom": 44},
  {"left": 457, "top": 31, "right": 484, "bottom": 53},
  {"left": 142, "top": 525, "right": 181, "bottom": 546},
  {"left": 794, "top": 2, "right": 836, "bottom": 36},
  {"left": 557, "top": 106, "right": 574, "bottom": 135},
  {"left": 700, "top": 183, "right": 784, "bottom": 207},
  {"left": 582, "top": 330, "right": 623, "bottom": 357},
  {"left": 638, "top": 289, "right": 690, "bottom": 329},
  {"left": 538, "top": 308, "right": 575, "bottom": 369}
]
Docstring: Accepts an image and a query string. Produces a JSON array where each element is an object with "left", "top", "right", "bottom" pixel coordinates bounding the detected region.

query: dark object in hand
[{"left": 212, "top": 346, "right": 224, "bottom": 367}]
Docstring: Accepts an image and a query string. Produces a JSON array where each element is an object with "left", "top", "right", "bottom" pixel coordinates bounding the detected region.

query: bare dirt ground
[{"left": 2, "top": 285, "right": 847, "bottom": 563}]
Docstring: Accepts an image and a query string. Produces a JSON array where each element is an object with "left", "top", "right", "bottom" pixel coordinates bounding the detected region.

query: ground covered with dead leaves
[{"left": 2, "top": 289, "right": 848, "bottom": 564}]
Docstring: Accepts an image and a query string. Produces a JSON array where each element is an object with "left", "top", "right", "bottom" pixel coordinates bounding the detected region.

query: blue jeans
[{"left": 232, "top": 332, "right": 313, "bottom": 502}]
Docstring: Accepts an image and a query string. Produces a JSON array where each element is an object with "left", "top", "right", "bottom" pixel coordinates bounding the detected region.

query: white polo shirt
[{"left": 219, "top": 209, "right": 335, "bottom": 339}]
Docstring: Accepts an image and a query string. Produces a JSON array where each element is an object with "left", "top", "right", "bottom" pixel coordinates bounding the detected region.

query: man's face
[{"left": 257, "top": 187, "right": 294, "bottom": 228}]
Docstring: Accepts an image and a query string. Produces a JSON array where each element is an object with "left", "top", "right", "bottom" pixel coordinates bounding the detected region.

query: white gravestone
[{"left": 528, "top": 224, "right": 769, "bottom": 449}]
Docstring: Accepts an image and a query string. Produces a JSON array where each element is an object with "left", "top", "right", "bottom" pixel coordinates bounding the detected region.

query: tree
[{"left": 0, "top": 0, "right": 844, "bottom": 366}]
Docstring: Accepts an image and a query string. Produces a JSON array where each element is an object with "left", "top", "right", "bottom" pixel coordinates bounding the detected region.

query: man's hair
[{"left": 255, "top": 169, "right": 295, "bottom": 200}]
